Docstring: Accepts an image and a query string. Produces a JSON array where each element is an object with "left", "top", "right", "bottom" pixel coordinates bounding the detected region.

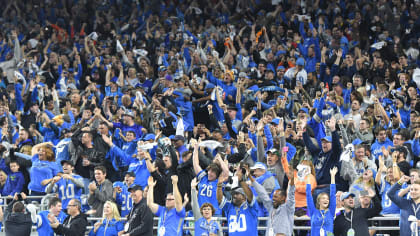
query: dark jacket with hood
[{"left": 4, "top": 199, "right": 33, "bottom": 236}]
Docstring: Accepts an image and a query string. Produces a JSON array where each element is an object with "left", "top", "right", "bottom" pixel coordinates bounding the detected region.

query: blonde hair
[
  {"left": 316, "top": 192, "right": 329, "bottom": 209},
  {"left": 103, "top": 201, "right": 121, "bottom": 221},
  {"left": 354, "top": 175, "right": 375, "bottom": 188}
]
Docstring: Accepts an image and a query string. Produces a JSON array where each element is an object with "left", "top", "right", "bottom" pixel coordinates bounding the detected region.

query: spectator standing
[
  {"left": 49, "top": 198, "right": 88, "bottom": 236},
  {"left": 251, "top": 162, "right": 295, "bottom": 236},
  {"left": 3, "top": 192, "right": 33, "bottom": 236},
  {"left": 118, "top": 184, "right": 153, "bottom": 236},
  {"left": 217, "top": 167, "right": 258, "bottom": 236},
  {"left": 89, "top": 201, "right": 123, "bottom": 236},
  {"left": 192, "top": 139, "right": 224, "bottom": 215},
  {"left": 306, "top": 167, "right": 337, "bottom": 236},
  {"left": 388, "top": 175, "right": 420, "bottom": 236},
  {"left": 88, "top": 165, "right": 113, "bottom": 217},
  {"left": 191, "top": 178, "right": 222, "bottom": 236},
  {"left": 45, "top": 160, "right": 84, "bottom": 208},
  {"left": 333, "top": 190, "right": 381, "bottom": 235},
  {"left": 36, "top": 197, "right": 67, "bottom": 236},
  {"left": 2, "top": 160, "right": 24, "bottom": 196},
  {"left": 147, "top": 175, "right": 186, "bottom": 236}
]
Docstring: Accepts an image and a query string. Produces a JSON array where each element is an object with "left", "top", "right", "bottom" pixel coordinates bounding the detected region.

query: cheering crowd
[{"left": 0, "top": 0, "right": 419, "bottom": 235}]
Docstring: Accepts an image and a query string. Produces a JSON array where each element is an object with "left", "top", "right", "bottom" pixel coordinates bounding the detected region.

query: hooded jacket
[{"left": 4, "top": 199, "right": 33, "bottom": 236}]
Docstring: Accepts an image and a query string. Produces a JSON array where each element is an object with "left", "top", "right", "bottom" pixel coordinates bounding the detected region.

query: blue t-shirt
[
  {"left": 220, "top": 197, "right": 258, "bottom": 236},
  {"left": 155, "top": 206, "right": 186, "bottom": 236},
  {"left": 194, "top": 217, "right": 221, "bottom": 236},
  {"left": 54, "top": 175, "right": 83, "bottom": 208},
  {"left": 37, "top": 210, "right": 67, "bottom": 236},
  {"left": 380, "top": 179, "right": 401, "bottom": 215},
  {"left": 197, "top": 170, "right": 221, "bottom": 216},
  {"left": 88, "top": 219, "right": 124, "bottom": 236},
  {"left": 28, "top": 155, "right": 61, "bottom": 192},
  {"left": 115, "top": 185, "right": 133, "bottom": 217}
]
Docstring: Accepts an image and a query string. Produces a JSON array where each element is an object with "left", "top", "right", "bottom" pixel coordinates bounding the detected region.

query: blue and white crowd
[{"left": 0, "top": 0, "right": 419, "bottom": 236}]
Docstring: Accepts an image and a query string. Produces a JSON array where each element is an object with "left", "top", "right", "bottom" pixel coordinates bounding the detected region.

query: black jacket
[
  {"left": 53, "top": 212, "right": 88, "bottom": 236},
  {"left": 333, "top": 195, "right": 382, "bottom": 236},
  {"left": 4, "top": 199, "right": 32, "bottom": 236},
  {"left": 124, "top": 198, "right": 154, "bottom": 236}
]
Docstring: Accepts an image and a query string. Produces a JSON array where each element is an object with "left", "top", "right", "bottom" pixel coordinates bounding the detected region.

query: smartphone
[{"left": 283, "top": 146, "right": 289, "bottom": 152}]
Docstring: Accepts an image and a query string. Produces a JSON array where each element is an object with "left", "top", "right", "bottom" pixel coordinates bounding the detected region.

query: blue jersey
[
  {"left": 36, "top": 210, "right": 67, "bottom": 236},
  {"left": 115, "top": 185, "right": 133, "bottom": 217},
  {"left": 194, "top": 217, "right": 221, "bottom": 236},
  {"left": 88, "top": 219, "right": 124, "bottom": 236},
  {"left": 128, "top": 159, "right": 150, "bottom": 188},
  {"left": 220, "top": 197, "right": 258, "bottom": 236},
  {"left": 197, "top": 170, "right": 221, "bottom": 216},
  {"left": 29, "top": 154, "right": 61, "bottom": 192},
  {"left": 155, "top": 206, "right": 186, "bottom": 236},
  {"left": 379, "top": 179, "right": 400, "bottom": 215},
  {"left": 55, "top": 175, "right": 83, "bottom": 208}
]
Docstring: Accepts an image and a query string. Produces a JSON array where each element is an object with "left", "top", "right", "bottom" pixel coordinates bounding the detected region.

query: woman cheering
[
  {"left": 306, "top": 167, "right": 338, "bottom": 236},
  {"left": 89, "top": 201, "right": 123, "bottom": 236}
]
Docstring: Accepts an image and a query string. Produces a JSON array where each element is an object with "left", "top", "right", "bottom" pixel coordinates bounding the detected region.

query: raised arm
[
  {"left": 147, "top": 176, "right": 159, "bottom": 214},
  {"left": 171, "top": 175, "right": 183, "bottom": 212},
  {"left": 191, "top": 139, "right": 202, "bottom": 175},
  {"left": 190, "top": 178, "right": 201, "bottom": 220}
]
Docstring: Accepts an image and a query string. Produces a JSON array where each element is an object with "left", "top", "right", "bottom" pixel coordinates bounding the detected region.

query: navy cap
[{"left": 128, "top": 185, "right": 143, "bottom": 192}]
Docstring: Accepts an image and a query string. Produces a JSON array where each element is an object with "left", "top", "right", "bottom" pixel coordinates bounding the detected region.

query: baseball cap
[
  {"left": 232, "top": 187, "right": 246, "bottom": 197},
  {"left": 122, "top": 110, "right": 135, "bottom": 118},
  {"left": 296, "top": 57, "right": 305, "bottom": 66},
  {"left": 61, "top": 160, "right": 74, "bottom": 166},
  {"left": 266, "top": 148, "right": 279, "bottom": 155},
  {"left": 298, "top": 108, "right": 309, "bottom": 114},
  {"left": 271, "top": 118, "right": 280, "bottom": 125},
  {"left": 113, "top": 181, "right": 125, "bottom": 188},
  {"left": 321, "top": 136, "right": 332, "bottom": 142},
  {"left": 171, "top": 135, "right": 185, "bottom": 142},
  {"left": 340, "top": 192, "right": 355, "bottom": 201},
  {"left": 128, "top": 185, "right": 143, "bottom": 192},
  {"left": 250, "top": 162, "right": 267, "bottom": 170},
  {"left": 238, "top": 72, "right": 248, "bottom": 78}
]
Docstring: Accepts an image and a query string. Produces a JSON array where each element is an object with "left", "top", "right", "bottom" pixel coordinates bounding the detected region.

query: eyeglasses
[
  {"left": 68, "top": 204, "right": 77, "bottom": 207},
  {"left": 166, "top": 198, "right": 175, "bottom": 201}
]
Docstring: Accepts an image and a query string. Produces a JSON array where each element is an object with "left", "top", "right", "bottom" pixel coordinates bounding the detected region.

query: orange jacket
[{"left": 281, "top": 157, "right": 317, "bottom": 208}]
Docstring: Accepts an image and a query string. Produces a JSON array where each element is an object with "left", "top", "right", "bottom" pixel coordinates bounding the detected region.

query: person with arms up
[
  {"left": 217, "top": 165, "right": 258, "bottom": 236},
  {"left": 191, "top": 177, "right": 222, "bottom": 236},
  {"left": 88, "top": 165, "right": 113, "bottom": 217},
  {"left": 147, "top": 175, "right": 186, "bottom": 236},
  {"left": 48, "top": 198, "right": 88, "bottom": 236},
  {"left": 306, "top": 167, "right": 337, "bottom": 236},
  {"left": 388, "top": 175, "right": 420, "bottom": 236},
  {"left": 45, "top": 160, "right": 84, "bottom": 208},
  {"left": 192, "top": 138, "right": 225, "bottom": 216},
  {"left": 4, "top": 192, "right": 33, "bottom": 236},
  {"left": 251, "top": 161, "right": 295, "bottom": 236},
  {"left": 36, "top": 197, "right": 67, "bottom": 236},
  {"left": 118, "top": 184, "right": 153, "bottom": 236},
  {"left": 89, "top": 201, "right": 123, "bottom": 236},
  {"left": 333, "top": 187, "right": 381, "bottom": 235}
]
